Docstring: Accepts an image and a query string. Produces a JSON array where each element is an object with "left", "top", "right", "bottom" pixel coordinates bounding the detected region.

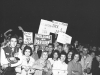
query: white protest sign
[
  {"left": 34, "top": 34, "right": 52, "bottom": 45},
  {"left": 23, "top": 31, "right": 33, "bottom": 44},
  {"left": 38, "top": 19, "right": 53, "bottom": 35},
  {"left": 51, "top": 20, "right": 68, "bottom": 34},
  {"left": 57, "top": 32, "right": 72, "bottom": 44}
]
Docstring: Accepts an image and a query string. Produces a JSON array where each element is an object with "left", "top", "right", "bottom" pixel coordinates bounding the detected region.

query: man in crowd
[
  {"left": 1, "top": 35, "right": 22, "bottom": 75},
  {"left": 91, "top": 52, "right": 100, "bottom": 75},
  {"left": 48, "top": 44, "right": 54, "bottom": 58},
  {"left": 80, "top": 47, "right": 92, "bottom": 75}
]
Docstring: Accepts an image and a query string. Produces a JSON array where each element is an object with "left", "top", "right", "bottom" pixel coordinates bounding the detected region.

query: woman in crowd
[
  {"left": 67, "top": 52, "right": 82, "bottom": 75},
  {"left": 52, "top": 51, "right": 68, "bottom": 75},
  {"left": 48, "top": 50, "right": 60, "bottom": 67},
  {"left": 16, "top": 46, "right": 35, "bottom": 75},
  {"left": 65, "top": 50, "right": 74, "bottom": 64},
  {"left": 32, "top": 51, "right": 52, "bottom": 75}
]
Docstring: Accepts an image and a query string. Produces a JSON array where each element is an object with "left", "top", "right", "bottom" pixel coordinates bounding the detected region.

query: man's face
[
  {"left": 48, "top": 45, "right": 53, "bottom": 51},
  {"left": 58, "top": 45, "right": 62, "bottom": 52},
  {"left": 60, "top": 54, "right": 66, "bottom": 62},
  {"left": 96, "top": 55, "right": 100, "bottom": 62},
  {"left": 18, "top": 37, "right": 23, "bottom": 43},
  {"left": 10, "top": 38, "right": 17, "bottom": 48},
  {"left": 83, "top": 48, "right": 88, "bottom": 55}
]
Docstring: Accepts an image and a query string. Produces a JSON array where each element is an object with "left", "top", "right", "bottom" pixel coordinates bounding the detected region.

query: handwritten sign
[
  {"left": 57, "top": 32, "right": 72, "bottom": 44},
  {"left": 34, "top": 34, "right": 52, "bottom": 45},
  {"left": 23, "top": 32, "right": 33, "bottom": 44},
  {"left": 51, "top": 20, "right": 68, "bottom": 34},
  {"left": 38, "top": 19, "right": 53, "bottom": 35}
]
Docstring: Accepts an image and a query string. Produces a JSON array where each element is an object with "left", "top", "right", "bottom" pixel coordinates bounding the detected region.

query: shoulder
[
  {"left": 48, "top": 58, "right": 52, "bottom": 61},
  {"left": 30, "top": 56, "right": 35, "bottom": 62},
  {"left": 68, "top": 61, "right": 73, "bottom": 65}
]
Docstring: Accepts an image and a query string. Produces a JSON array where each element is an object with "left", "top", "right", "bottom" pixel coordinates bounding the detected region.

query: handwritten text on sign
[
  {"left": 34, "top": 34, "right": 52, "bottom": 45},
  {"left": 57, "top": 32, "right": 72, "bottom": 44},
  {"left": 52, "top": 20, "right": 68, "bottom": 34},
  {"left": 24, "top": 32, "right": 33, "bottom": 44}
]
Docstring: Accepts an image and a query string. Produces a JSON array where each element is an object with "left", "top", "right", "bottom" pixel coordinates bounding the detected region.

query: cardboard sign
[
  {"left": 23, "top": 32, "right": 33, "bottom": 44},
  {"left": 38, "top": 19, "right": 53, "bottom": 35},
  {"left": 51, "top": 20, "right": 68, "bottom": 34},
  {"left": 34, "top": 34, "right": 52, "bottom": 45},
  {"left": 57, "top": 32, "right": 72, "bottom": 44}
]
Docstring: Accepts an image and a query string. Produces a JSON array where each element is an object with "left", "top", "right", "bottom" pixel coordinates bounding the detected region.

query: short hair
[
  {"left": 10, "top": 35, "right": 18, "bottom": 42},
  {"left": 23, "top": 45, "right": 33, "bottom": 56},
  {"left": 71, "top": 51, "right": 81, "bottom": 61},
  {"left": 60, "top": 51, "right": 67, "bottom": 58}
]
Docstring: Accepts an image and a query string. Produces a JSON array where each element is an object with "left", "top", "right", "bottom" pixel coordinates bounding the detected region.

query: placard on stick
[
  {"left": 34, "top": 34, "right": 52, "bottom": 46},
  {"left": 38, "top": 19, "right": 53, "bottom": 35},
  {"left": 23, "top": 31, "right": 33, "bottom": 44},
  {"left": 57, "top": 32, "right": 72, "bottom": 44}
]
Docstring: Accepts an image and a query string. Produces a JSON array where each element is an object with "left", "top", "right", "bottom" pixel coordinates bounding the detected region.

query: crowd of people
[{"left": 0, "top": 26, "right": 100, "bottom": 75}]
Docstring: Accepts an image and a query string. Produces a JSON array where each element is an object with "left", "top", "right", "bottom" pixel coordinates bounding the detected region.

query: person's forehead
[
  {"left": 75, "top": 54, "right": 79, "bottom": 57},
  {"left": 83, "top": 48, "right": 88, "bottom": 51},
  {"left": 11, "top": 38, "right": 17, "bottom": 41},
  {"left": 61, "top": 54, "right": 66, "bottom": 57},
  {"left": 25, "top": 49, "right": 31, "bottom": 52}
]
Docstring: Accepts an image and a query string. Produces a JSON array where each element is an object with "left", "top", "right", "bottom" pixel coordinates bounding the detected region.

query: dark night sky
[{"left": 0, "top": 0, "right": 100, "bottom": 46}]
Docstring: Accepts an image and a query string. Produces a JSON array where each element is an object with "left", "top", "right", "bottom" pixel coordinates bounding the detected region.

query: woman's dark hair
[
  {"left": 71, "top": 51, "right": 81, "bottom": 61},
  {"left": 23, "top": 45, "right": 33, "bottom": 56},
  {"left": 52, "top": 50, "right": 60, "bottom": 59}
]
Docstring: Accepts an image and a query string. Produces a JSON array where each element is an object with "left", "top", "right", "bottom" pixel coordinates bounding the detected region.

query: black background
[{"left": 0, "top": 0, "right": 100, "bottom": 46}]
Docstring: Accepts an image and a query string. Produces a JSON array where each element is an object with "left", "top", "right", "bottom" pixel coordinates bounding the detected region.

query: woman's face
[
  {"left": 68, "top": 52, "right": 72, "bottom": 58},
  {"left": 53, "top": 52, "right": 58, "bottom": 59},
  {"left": 41, "top": 52, "right": 48, "bottom": 60},
  {"left": 74, "top": 54, "right": 79, "bottom": 62},
  {"left": 25, "top": 49, "right": 31, "bottom": 57}
]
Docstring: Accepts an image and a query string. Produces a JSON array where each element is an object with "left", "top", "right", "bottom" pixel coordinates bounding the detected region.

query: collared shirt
[
  {"left": 52, "top": 60, "right": 68, "bottom": 75},
  {"left": 80, "top": 54, "right": 93, "bottom": 70}
]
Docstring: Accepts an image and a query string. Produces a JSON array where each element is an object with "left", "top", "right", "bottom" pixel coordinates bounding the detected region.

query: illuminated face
[
  {"left": 41, "top": 52, "right": 48, "bottom": 60},
  {"left": 48, "top": 45, "right": 53, "bottom": 51},
  {"left": 25, "top": 49, "right": 31, "bottom": 57},
  {"left": 96, "top": 55, "right": 100, "bottom": 62},
  {"left": 10, "top": 38, "right": 17, "bottom": 48},
  {"left": 58, "top": 45, "right": 62, "bottom": 52},
  {"left": 18, "top": 37, "right": 23, "bottom": 43},
  {"left": 60, "top": 54, "right": 66, "bottom": 62},
  {"left": 74, "top": 54, "right": 79, "bottom": 62},
  {"left": 53, "top": 52, "right": 58, "bottom": 59},
  {"left": 83, "top": 48, "right": 88, "bottom": 55},
  {"left": 68, "top": 52, "right": 72, "bottom": 58}
]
